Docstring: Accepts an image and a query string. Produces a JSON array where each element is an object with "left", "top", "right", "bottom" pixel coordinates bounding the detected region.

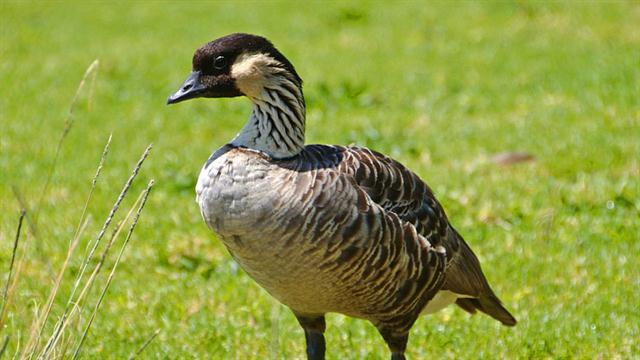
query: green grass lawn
[{"left": 1, "top": 1, "right": 638, "bottom": 358}]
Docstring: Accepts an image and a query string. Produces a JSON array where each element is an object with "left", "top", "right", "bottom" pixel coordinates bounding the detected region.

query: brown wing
[{"left": 336, "top": 146, "right": 516, "bottom": 326}]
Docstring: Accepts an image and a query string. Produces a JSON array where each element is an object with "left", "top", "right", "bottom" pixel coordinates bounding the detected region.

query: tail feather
[
  {"left": 455, "top": 298, "right": 477, "bottom": 314},
  {"left": 456, "top": 296, "right": 517, "bottom": 326},
  {"left": 443, "top": 226, "right": 517, "bottom": 326}
]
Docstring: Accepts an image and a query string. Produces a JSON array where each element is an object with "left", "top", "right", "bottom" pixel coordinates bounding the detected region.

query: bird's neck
[{"left": 231, "top": 79, "right": 306, "bottom": 159}]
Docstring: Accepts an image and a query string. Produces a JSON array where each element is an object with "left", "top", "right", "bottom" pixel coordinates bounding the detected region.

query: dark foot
[
  {"left": 295, "top": 313, "right": 326, "bottom": 360},
  {"left": 391, "top": 353, "right": 407, "bottom": 360}
]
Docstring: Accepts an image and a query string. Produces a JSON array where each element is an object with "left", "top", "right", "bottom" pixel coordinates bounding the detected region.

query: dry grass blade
[
  {"left": 39, "top": 135, "right": 112, "bottom": 356},
  {"left": 0, "top": 335, "right": 9, "bottom": 358},
  {"left": 33, "top": 59, "right": 100, "bottom": 237},
  {"left": 10, "top": 187, "right": 37, "bottom": 241},
  {"left": 128, "top": 329, "right": 160, "bottom": 360},
  {"left": 33, "top": 137, "right": 152, "bottom": 358},
  {"left": 38, "top": 181, "right": 149, "bottom": 359},
  {"left": 70, "top": 142, "right": 152, "bottom": 305},
  {"left": 87, "top": 60, "right": 99, "bottom": 111},
  {"left": 72, "top": 187, "right": 147, "bottom": 307},
  {"left": 37, "top": 220, "right": 120, "bottom": 360},
  {"left": 72, "top": 180, "right": 155, "bottom": 360},
  {"left": 75, "top": 134, "right": 112, "bottom": 242},
  {"left": 40, "top": 142, "right": 150, "bottom": 358},
  {"left": 6, "top": 243, "right": 29, "bottom": 358},
  {"left": 42, "top": 211, "right": 130, "bottom": 358},
  {"left": 35, "top": 166, "right": 149, "bottom": 359},
  {"left": 0, "top": 210, "right": 26, "bottom": 331},
  {"left": 21, "top": 218, "right": 90, "bottom": 359},
  {"left": 0, "top": 213, "right": 25, "bottom": 356}
]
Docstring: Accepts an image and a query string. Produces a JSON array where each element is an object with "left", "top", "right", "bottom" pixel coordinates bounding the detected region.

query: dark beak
[{"left": 167, "top": 71, "right": 206, "bottom": 105}]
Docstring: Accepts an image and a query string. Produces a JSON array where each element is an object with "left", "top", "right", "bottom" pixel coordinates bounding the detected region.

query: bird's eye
[{"left": 213, "top": 56, "right": 227, "bottom": 70}]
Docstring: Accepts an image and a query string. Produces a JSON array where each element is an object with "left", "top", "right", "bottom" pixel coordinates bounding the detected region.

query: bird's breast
[
  {"left": 194, "top": 148, "right": 354, "bottom": 313},
  {"left": 196, "top": 149, "right": 279, "bottom": 240}
]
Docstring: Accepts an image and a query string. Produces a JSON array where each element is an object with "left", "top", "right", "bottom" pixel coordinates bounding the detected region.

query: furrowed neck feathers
[{"left": 230, "top": 53, "right": 305, "bottom": 159}]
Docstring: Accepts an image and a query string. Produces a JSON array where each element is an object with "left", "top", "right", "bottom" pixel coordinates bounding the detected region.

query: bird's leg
[
  {"left": 295, "top": 313, "right": 326, "bottom": 360},
  {"left": 376, "top": 326, "right": 409, "bottom": 360}
]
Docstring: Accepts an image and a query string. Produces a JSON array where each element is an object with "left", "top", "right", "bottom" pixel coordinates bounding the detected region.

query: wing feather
[{"left": 336, "top": 146, "right": 515, "bottom": 325}]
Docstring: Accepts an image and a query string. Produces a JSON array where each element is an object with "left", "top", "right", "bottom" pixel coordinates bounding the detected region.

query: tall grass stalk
[
  {"left": 0, "top": 210, "right": 27, "bottom": 359},
  {"left": 34, "top": 143, "right": 152, "bottom": 358},
  {"left": 10, "top": 187, "right": 37, "bottom": 241},
  {"left": 1, "top": 236, "right": 30, "bottom": 356},
  {"left": 72, "top": 180, "right": 155, "bottom": 360},
  {"left": 3, "top": 55, "right": 156, "bottom": 358},
  {"left": 42, "top": 192, "right": 141, "bottom": 357},
  {"left": 18, "top": 60, "right": 103, "bottom": 359},
  {"left": 0, "top": 210, "right": 25, "bottom": 331},
  {"left": 32, "top": 60, "right": 100, "bottom": 239},
  {"left": 39, "top": 135, "right": 112, "bottom": 356},
  {"left": 21, "top": 217, "right": 90, "bottom": 359},
  {"left": 0, "top": 335, "right": 9, "bottom": 358},
  {"left": 66, "top": 142, "right": 153, "bottom": 314}
]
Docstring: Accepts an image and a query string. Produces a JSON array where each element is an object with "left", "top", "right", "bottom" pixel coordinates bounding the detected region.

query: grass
[{"left": 1, "top": 1, "right": 638, "bottom": 358}]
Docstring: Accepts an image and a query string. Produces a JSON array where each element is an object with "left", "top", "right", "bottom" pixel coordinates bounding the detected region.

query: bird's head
[{"left": 167, "top": 33, "right": 302, "bottom": 104}]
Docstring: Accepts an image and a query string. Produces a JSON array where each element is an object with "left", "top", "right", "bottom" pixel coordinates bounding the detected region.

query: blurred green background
[{"left": 1, "top": 1, "right": 638, "bottom": 358}]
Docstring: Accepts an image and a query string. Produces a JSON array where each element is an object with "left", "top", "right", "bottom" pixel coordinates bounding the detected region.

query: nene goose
[{"left": 167, "top": 33, "right": 516, "bottom": 359}]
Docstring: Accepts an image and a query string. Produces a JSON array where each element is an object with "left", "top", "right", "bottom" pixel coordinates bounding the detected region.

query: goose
[{"left": 167, "top": 33, "right": 516, "bottom": 360}]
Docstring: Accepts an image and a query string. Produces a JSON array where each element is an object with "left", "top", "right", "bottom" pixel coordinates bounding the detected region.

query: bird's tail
[
  {"left": 456, "top": 295, "right": 517, "bottom": 326},
  {"left": 442, "top": 227, "right": 517, "bottom": 326}
]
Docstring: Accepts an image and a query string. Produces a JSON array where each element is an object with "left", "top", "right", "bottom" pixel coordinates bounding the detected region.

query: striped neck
[{"left": 231, "top": 76, "right": 306, "bottom": 159}]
